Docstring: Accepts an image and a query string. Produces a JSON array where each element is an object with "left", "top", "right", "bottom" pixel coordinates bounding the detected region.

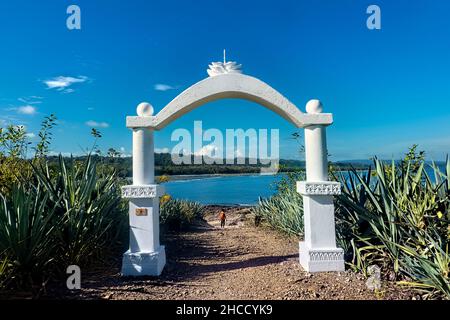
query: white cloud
[
  {"left": 120, "top": 147, "right": 126, "bottom": 153},
  {"left": 44, "top": 76, "right": 89, "bottom": 92},
  {"left": 85, "top": 120, "right": 109, "bottom": 128},
  {"left": 17, "top": 105, "right": 37, "bottom": 115},
  {"left": 224, "top": 145, "right": 246, "bottom": 159},
  {"left": 48, "top": 151, "right": 78, "bottom": 157},
  {"left": 18, "top": 96, "right": 43, "bottom": 105},
  {"left": 25, "top": 132, "right": 36, "bottom": 138},
  {"left": 235, "top": 148, "right": 243, "bottom": 158},
  {"left": 154, "top": 83, "right": 176, "bottom": 91},
  {"left": 155, "top": 147, "right": 170, "bottom": 154},
  {"left": 194, "top": 144, "right": 220, "bottom": 157}
]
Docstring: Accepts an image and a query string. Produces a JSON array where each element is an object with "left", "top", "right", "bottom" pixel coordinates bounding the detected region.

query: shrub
[
  {"left": 0, "top": 115, "right": 127, "bottom": 294},
  {"left": 336, "top": 157, "right": 450, "bottom": 299},
  {"left": 0, "top": 157, "right": 32, "bottom": 197},
  {"left": 253, "top": 146, "right": 450, "bottom": 299},
  {"left": 160, "top": 199, "right": 204, "bottom": 231},
  {"left": 33, "top": 155, "right": 127, "bottom": 266},
  {"left": 0, "top": 115, "right": 57, "bottom": 196},
  {"left": 0, "top": 125, "right": 33, "bottom": 196},
  {"left": 0, "top": 155, "right": 127, "bottom": 293},
  {"left": 253, "top": 171, "right": 304, "bottom": 237},
  {"left": 0, "top": 258, "right": 10, "bottom": 288},
  {"left": 0, "top": 184, "right": 60, "bottom": 290}
]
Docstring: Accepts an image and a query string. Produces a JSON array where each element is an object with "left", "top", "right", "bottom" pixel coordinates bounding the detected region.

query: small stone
[
  {"left": 103, "top": 293, "right": 113, "bottom": 300},
  {"left": 366, "top": 265, "right": 382, "bottom": 291}
]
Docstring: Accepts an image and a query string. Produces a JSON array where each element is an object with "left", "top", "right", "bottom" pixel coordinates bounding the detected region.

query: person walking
[{"left": 218, "top": 210, "right": 226, "bottom": 229}]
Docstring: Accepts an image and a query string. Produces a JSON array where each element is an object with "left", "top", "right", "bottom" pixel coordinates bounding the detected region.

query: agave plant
[
  {"left": 253, "top": 172, "right": 304, "bottom": 237},
  {"left": 0, "top": 257, "right": 9, "bottom": 288},
  {"left": 160, "top": 199, "right": 204, "bottom": 231},
  {"left": 32, "top": 155, "right": 126, "bottom": 266},
  {"left": 0, "top": 184, "right": 60, "bottom": 288},
  {"left": 396, "top": 237, "right": 450, "bottom": 299},
  {"left": 336, "top": 156, "right": 450, "bottom": 298}
]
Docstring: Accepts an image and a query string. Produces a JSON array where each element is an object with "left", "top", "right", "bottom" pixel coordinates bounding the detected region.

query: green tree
[
  {"left": 402, "top": 144, "right": 425, "bottom": 173},
  {"left": 33, "top": 114, "right": 57, "bottom": 159},
  {"left": 107, "top": 148, "right": 122, "bottom": 158}
]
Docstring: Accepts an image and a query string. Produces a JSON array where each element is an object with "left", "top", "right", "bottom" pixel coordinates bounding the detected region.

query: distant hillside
[{"left": 44, "top": 153, "right": 382, "bottom": 177}]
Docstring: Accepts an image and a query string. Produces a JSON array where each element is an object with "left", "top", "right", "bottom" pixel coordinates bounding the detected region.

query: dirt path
[{"left": 63, "top": 207, "right": 411, "bottom": 300}]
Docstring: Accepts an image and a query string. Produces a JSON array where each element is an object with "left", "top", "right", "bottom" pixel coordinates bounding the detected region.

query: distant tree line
[{"left": 42, "top": 153, "right": 371, "bottom": 177}]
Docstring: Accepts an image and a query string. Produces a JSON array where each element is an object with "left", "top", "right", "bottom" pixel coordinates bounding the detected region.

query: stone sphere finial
[
  {"left": 306, "top": 99, "right": 323, "bottom": 114},
  {"left": 137, "top": 102, "right": 154, "bottom": 117}
]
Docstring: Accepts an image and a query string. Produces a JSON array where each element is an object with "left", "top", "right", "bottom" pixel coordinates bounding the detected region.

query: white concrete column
[
  {"left": 297, "top": 100, "right": 344, "bottom": 273},
  {"left": 132, "top": 128, "right": 154, "bottom": 185},
  {"left": 121, "top": 102, "right": 166, "bottom": 276},
  {"left": 304, "top": 125, "right": 328, "bottom": 182}
]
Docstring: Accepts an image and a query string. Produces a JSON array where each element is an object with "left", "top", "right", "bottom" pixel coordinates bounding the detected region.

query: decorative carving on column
[
  {"left": 121, "top": 185, "right": 164, "bottom": 199},
  {"left": 297, "top": 181, "right": 341, "bottom": 196},
  {"left": 309, "top": 250, "right": 344, "bottom": 262}
]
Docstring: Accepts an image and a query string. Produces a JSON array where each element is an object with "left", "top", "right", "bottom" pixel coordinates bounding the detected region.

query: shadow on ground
[
  {"left": 63, "top": 225, "right": 297, "bottom": 299},
  {"left": 161, "top": 228, "right": 297, "bottom": 282}
]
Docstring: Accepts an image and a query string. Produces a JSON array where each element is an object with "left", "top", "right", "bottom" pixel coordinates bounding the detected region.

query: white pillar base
[
  {"left": 299, "top": 242, "right": 345, "bottom": 272},
  {"left": 121, "top": 246, "right": 166, "bottom": 276},
  {"left": 297, "top": 181, "right": 344, "bottom": 273},
  {"left": 121, "top": 184, "right": 165, "bottom": 277}
]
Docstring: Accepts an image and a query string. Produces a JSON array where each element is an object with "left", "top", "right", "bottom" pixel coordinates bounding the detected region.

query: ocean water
[
  {"left": 164, "top": 174, "right": 283, "bottom": 205},
  {"left": 162, "top": 164, "right": 447, "bottom": 205}
]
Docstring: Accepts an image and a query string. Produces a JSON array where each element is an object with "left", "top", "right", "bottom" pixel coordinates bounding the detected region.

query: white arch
[
  {"left": 122, "top": 71, "right": 344, "bottom": 276},
  {"left": 126, "top": 73, "right": 333, "bottom": 130}
]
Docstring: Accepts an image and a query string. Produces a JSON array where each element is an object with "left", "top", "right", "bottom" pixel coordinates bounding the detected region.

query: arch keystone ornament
[{"left": 121, "top": 57, "right": 344, "bottom": 276}]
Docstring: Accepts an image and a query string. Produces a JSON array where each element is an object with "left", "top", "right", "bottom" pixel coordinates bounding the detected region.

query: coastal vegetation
[
  {"left": 254, "top": 146, "right": 450, "bottom": 299},
  {"left": 335, "top": 153, "right": 450, "bottom": 299},
  {"left": 253, "top": 171, "right": 304, "bottom": 236},
  {"left": 0, "top": 117, "right": 204, "bottom": 296},
  {"left": 42, "top": 154, "right": 373, "bottom": 177},
  {"left": 1, "top": 114, "right": 449, "bottom": 300},
  {"left": 160, "top": 198, "right": 205, "bottom": 231}
]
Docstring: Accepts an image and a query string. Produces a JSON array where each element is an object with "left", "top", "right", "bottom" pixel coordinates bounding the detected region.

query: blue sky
[{"left": 0, "top": 0, "right": 449, "bottom": 161}]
